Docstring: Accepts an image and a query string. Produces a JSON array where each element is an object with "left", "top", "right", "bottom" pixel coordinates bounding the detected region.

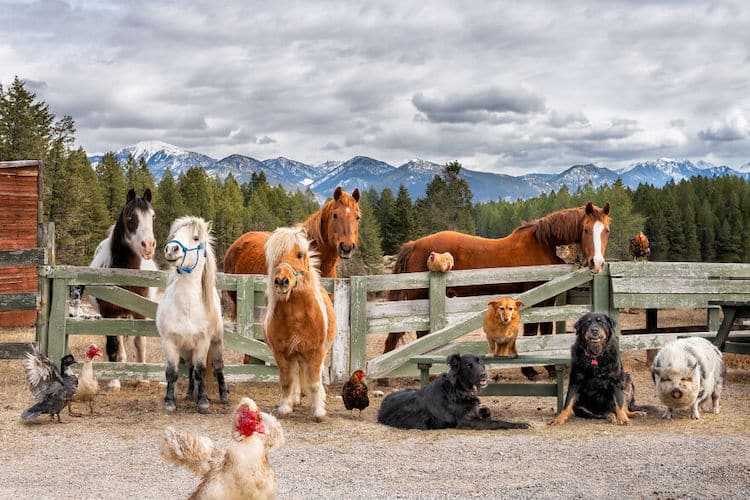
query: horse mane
[
  {"left": 517, "top": 206, "right": 586, "bottom": 248},
  {"left": 263, "top": 227, "right": 325, "bottom": 330},
  {"left": 167, "top": 216, "right": 219, "bottom": 323},
  {"left": 299, "top": 199, "right": 331, "bottom": 249}
]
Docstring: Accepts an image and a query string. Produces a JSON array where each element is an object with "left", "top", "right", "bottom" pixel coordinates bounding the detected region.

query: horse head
[
  {"left": 580, "top": 201, "right": 611, "bottom": 273},
  {"left": 265, "top": 227, "right": 319, "bottom": 300},
  {"left": 326, "top": 186, "right": 361, "bottom": 259},
  {"left": 118, "top": 188, "right": 156, "bottom": 260},
  {"left": 164, "top": 216, "right": 213, "bottom": 275}
]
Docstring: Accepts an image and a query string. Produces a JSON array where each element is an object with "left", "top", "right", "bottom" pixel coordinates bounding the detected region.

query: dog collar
[{"left": 584, "top": 351, "right": 599, "bottom": 366}]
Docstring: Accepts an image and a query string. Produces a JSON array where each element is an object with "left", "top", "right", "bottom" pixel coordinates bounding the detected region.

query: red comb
[{"left": 235, "top": 406, "right": 265, "bottom": 437}]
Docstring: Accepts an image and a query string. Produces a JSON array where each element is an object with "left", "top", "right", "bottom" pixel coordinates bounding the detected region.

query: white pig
[{"left": 651, "top": 337, "right": 725, "bottom": 420}]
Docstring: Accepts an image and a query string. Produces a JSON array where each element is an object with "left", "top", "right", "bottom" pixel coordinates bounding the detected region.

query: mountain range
[{"left": 89, "top": 141, "right": 750, "bottom": 203}]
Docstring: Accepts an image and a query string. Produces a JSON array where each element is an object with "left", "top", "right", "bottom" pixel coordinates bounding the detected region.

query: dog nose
[
  {"left": 671, "top": 389, "right": 683, "bottom": 399},
  {"left": 274, "top": 277, "right": 290, "bottom": 288}
]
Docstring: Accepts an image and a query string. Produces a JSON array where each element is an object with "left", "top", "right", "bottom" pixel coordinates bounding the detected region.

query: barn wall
[{"left": 0, "top": 161, "right": 42, "bottom": 327}]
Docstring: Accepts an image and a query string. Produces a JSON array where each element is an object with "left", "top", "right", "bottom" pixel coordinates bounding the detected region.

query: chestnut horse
[
  {"left": 223, "top": 186, "right": 358, "bottom": 363},
  {"left": 384, "top": 202, "right": 611, "bottom": 374},
  {"left": 263, "top": 227, "right": 336, "bottom": 422}
]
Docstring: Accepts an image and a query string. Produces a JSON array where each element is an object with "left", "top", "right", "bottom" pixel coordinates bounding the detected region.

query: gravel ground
[{"left": 1, "top": 309, "right": 750, "bottom": 499}]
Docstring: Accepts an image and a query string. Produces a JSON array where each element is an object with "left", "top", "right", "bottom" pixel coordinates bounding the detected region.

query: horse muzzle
[{"left": 338, "top": 242, "right": 355, "bottom": 259}]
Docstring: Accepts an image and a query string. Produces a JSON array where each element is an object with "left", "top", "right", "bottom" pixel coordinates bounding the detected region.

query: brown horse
[
  {"left": 383, "top": 202, "right": 611, "bottom": 369},
  {"left": 223, "top": 186, "right": 360, "bottom": 301},
  {"left": 263, "top": 227, "right": 336, "bottom": 422}
]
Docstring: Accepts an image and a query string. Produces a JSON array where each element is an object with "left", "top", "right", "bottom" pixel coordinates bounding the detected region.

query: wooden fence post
[
  {"left": 349, "top": 275, "right": 368, "bottom": 372},
  {"left": 591, "top": 266, "right": 612, "bottom": 316},
  {"left": 36, "top": 222, "right": 54, "bottom": 354},
  {"left": 46, "top": 276, "right": 68, "bottom": 366},
  {"left": 330, "top": 279, "right": 351, "bottom": 383},
  {"left": 429, "top": 271, "right": 447, "bottom": 332}
]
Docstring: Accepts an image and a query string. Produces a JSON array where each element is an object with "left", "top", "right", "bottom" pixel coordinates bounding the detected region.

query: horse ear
[
  {"left": 143, "top": 188, "right": 152, "bottom": 203},
  {"left": 352, "top": 188, "right": 360, "bottom": 203},
  {"left": 127, "top": 189, "right": 136, "bottom": 202},
  {"left": 602, "top": 202, "right": 610, "bottom": 215},
  {"left": 585, "top": 201, "right": 594, "bottom": 215},
  {"left": 333, "top": 186, "right": 343, "bottom": 201}
]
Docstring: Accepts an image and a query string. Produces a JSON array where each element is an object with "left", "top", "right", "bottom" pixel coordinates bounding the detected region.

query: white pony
[
  {"left": 156, "top": 216, "right": 227, "bottom": 414},
  {"left": 88, "top": 188, "right": 157, "bottom": 391}
]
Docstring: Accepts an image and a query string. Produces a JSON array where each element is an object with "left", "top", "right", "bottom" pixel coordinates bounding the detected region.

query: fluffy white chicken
[{"left": 162, "top": 397, "right": 284, "bottom": 500}]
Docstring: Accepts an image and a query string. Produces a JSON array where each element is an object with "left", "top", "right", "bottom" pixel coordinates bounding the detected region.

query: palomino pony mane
[
  {"left": 167, "top": 216, "right": 219, "bottom": 322},
  {"left": 517, "top": 206, "right": 587, "bottom": 248},
  {"left": 264, "top": 227, "right": 325, "bottom": 328}
]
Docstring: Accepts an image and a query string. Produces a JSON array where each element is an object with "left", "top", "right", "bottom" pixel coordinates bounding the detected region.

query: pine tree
[
  {"left": 178, "top": 166, "right": 215, "bottom": 221},
  {"left": 154, "top": 169, "right": 188, "bottom": 251},
  {"left": 96, "top": 152, "right": 128, "bottom": 220},
  {"left": 213, "top": 173, "right": 246, "bottom": 257},
  {"left": 0, "top": 76, "right": 53, "bottom": 161},
  {"left": 391, "top": 184, "right": 417, "bottom": 247},
  {"left": 416, "top": 161, "right": 475, "bottom": 235}
]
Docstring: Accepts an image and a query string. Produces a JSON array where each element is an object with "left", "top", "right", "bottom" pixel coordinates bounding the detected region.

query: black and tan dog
[{"left": 551, "top": 312, "right": 649, "bottom": 426}]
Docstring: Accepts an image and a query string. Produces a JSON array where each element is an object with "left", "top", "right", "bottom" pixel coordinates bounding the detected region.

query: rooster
[
  {"left": 427, "top": 251, "right": 454, "bottom": 273},
  {"left": 69, "top": 344, "right": 102, "bottom": 416},
  {"left": 341, "top": 369, "right": 369, "bottom": 418},
  {"left": 162, "top": 397, "right": 284, "bottom": 500},
  {"left": 22, "top": 351, "right": 78, "bottom": 423},
  {"left": 629, "top": 231, "right": 651, "bottom": 262}
]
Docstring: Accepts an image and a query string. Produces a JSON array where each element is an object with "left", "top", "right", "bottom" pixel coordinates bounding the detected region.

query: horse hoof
[
  {"left": 314, "top": 413, "right": 328, "bottom": 423},
  {"left": 107, "top": 379, "right": 121, "bottom": 392},
  {"left": 197, "top": 404, "right": 210, "bottom": 415},
  {"left": 164, "top": 401, "right": 176, "bottom": 413}
]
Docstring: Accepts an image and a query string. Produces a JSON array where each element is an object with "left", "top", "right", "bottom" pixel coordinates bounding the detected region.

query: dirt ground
[{"left": 1, "top": 309, "right": 749, "bottom": 499}]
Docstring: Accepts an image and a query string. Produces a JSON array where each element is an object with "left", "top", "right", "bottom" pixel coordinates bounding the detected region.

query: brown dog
[
  {"left": 427, "top": 251, "right": 454, "bottom": 272},
  {"left": 483, "top": 297, "right": 524, "bottom": 358}
]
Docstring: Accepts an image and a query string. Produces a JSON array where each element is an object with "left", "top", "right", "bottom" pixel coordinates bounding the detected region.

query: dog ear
[
  {"left": 515, "top": 300, "right": 525, "bottom": 309},
  {"left": 604, "top": 314, "right": 616, "bottom": 333},
  {"left": 487, "top": 299, "right": 500, "bottom": 308},
  {"left": 574, "top": 315, "right": 587, "bottom": 335},
  {"left": 447, "top": 353, "right": 461, "bottom": 371}
]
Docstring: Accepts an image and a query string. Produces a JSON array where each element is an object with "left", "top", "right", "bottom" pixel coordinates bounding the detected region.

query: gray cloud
[
  {"left": 412, "top": 87, "right": 546, "bottom": 124},
  {"left": 2, "top": 0, "right": 749, "bottom": 172}
]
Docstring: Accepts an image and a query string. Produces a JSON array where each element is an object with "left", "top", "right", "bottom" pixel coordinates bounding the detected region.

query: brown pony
[
  {"left": 383, "top": 202, "right": 611, "bottom": 364},
  {"left": 263, "top": 226, "right": 336, "bottom": 422}
]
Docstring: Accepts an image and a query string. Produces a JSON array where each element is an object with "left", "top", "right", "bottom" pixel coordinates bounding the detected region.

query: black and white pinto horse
[{"left": 89, "top": 188, "right": 157, "bottom": 390}]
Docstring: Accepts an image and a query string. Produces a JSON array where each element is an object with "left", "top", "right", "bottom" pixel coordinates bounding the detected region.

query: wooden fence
[{"left": 36, "top": 261, "right": 750, "bottom": 383}]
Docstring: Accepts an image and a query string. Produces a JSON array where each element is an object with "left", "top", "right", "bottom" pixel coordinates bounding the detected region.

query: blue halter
[{"left": 167, "top": 239, "right": 205, "bottom": 274}]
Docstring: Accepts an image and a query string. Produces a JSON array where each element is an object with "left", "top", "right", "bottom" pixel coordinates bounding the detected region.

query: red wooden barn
[{"left": 0, "top": 160, "right": 43, "bottom": 327}]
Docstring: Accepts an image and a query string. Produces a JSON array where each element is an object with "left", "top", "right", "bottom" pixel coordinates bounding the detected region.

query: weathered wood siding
[{"left": 0, "top": 161, "right": 42, "bottom": 326}]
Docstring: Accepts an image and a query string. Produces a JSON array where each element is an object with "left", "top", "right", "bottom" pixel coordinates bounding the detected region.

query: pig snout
[{"left": 671, "top": 388, "right": 683, "bottom": 399}]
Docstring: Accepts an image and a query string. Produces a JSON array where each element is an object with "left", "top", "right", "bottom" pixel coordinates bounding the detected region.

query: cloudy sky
[{"left": 3, "top": 0, "right": 750, "bottom": 174}]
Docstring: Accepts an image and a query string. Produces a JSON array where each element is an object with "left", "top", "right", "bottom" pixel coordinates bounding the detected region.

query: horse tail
[
  {"left": 392, "top": 241, "right": 415, "bottom": 274},
  {"left": 388, "top": 241, "right": 416, "bottom": 302}
]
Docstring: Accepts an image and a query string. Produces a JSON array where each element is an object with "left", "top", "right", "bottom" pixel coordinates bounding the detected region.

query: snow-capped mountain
[{"left": 88, "top": 142, "right": 750, "bottom": 203}]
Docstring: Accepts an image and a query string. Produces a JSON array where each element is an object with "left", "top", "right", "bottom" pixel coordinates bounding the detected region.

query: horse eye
[
  {"left": 583, "top": 228, "right": 589, "bottom": 234},
  {"left": 297, "top": 251, "right": 303, "bottom": 259},
  {"left": 356, "top": 215, "right": 361, "bottom": 221},
  {"left": 193, "top": 236, "right": 199, "bottom": 241},
  {"left": 333, "top": 213, "right": 338, "bottom": 219}
]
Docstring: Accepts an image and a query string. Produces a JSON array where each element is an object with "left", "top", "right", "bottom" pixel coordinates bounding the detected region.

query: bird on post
[{"left": 628, "top": 231, "right": 651, "bottom": 262}]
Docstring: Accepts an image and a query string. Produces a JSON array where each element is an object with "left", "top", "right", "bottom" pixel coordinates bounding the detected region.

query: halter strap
[
  {"left": 277, "top": 262, "right": 303, "bottom": 288},
  {"left": 167, "top": 239, "right": 205, "bottom": 274}
]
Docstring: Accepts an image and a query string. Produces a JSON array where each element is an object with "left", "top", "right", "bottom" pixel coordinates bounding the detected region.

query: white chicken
[
  {"left": 69, "top": 344, "right": 102, "bottom": 416},
  {"left": 162, "top": 397, "right": 284, "bottom": 500}
]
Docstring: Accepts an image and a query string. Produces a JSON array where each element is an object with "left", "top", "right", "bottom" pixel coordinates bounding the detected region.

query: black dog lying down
[
  {"left": 377, "top": 353, "right": 529, "bottom": 430},
  {"left": 551, "top": 312, "right": 653, "bottom": 425}
]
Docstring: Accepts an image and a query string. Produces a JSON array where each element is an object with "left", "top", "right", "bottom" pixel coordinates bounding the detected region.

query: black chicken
[
  {"left": 22, "top": 351, "right": 78, "bottom": 423},
  {"left": 629, "top": 231, "right": 651, "bottom": 262},
  {"left": 341, "top": 369, "right": 369, "bottom": 418}
]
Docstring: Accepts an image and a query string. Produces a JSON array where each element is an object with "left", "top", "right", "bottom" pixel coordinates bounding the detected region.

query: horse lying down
[{"left": 377, "top": 354, "right": 530, "bottom": 430}]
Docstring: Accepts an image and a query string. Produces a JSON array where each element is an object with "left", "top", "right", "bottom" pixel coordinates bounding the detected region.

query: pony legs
[
  {"left": 300, "top": 357, "right": 327, "bottom": 422},
  {"left": 276, "top": 357, "right": 298, "bottom": 416},
  {"left": 105, "top": 335, "right": 127, "bottom": 391},
  {"left": 163, "top": 345, "right": 180, "bottom": 413},
  {"left": 208, "top": 338, "right": 228, "bottom": 404}
]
